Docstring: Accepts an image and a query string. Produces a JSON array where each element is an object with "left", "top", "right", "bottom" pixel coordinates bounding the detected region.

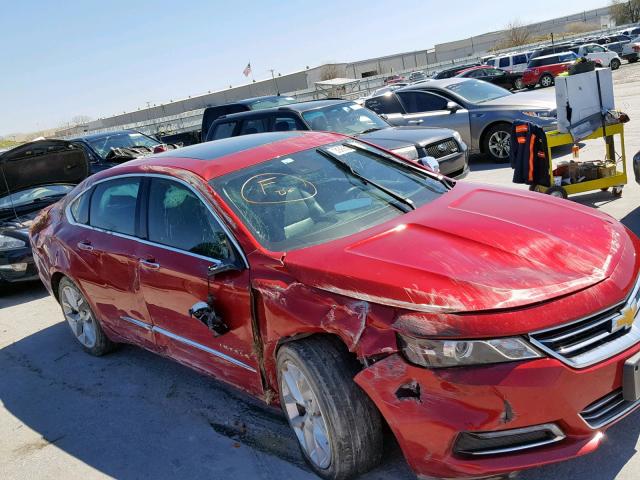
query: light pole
[{"left": 269, "top": 69, "right": 280, "bottom": 95}]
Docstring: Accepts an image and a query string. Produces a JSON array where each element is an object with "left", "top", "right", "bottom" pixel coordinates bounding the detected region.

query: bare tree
[
  {"left": 70, "top": 115, "right": 93, "bottom": 125},
  {"left": 502, "top": 19, "right": 532, "bottom": 48},
  {"left": 611, "top": 0, "right": 640, "bottom": 24}
]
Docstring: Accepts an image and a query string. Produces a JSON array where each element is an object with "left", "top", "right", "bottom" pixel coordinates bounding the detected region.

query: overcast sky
[{"left": 0, "top": 0, "right": 607, "bottom": 135}]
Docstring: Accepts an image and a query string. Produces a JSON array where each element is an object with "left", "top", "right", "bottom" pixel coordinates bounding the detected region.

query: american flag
[{"left": 243, "top": 62, "right": 252, "bottom": 77}]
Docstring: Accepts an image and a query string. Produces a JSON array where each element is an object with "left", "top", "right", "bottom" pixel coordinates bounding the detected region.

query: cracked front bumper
[{"left": 354, "top": 345, "right": 640, "bottom": 479}]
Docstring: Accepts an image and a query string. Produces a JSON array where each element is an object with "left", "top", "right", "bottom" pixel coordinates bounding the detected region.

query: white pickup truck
[
  {"left": 570, "top": 44, "right": 621, "bottom": 70},
  {"left": 622, "top": 37, "right": 640, "bottom": 63}
]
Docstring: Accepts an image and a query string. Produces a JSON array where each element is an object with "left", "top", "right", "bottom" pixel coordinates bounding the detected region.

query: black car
[
  {"left": 71, "top": 129, "right": 174, "bottom": 174},
  {"left": 205, "top": 99, "right": 469, "bottom": 177},
  {"left": 0, "top": 140, "right": 89, "bottom": 284},
  {"left": 454, "top": 66, "right": 524, "bottom": 90},
  {"left": 201, "top": 95, "right": 298, "bottom": 141},
  {"left": 432, "top": 63, "right": 480, "bottom": 79},
  {"left": 529, "top": 43, "right": 578, "bottom": 61}
]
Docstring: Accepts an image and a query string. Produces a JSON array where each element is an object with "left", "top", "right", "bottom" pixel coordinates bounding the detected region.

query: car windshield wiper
[
  {"left": 316, "top": 148, "right": 415, "bottom": 212},
  {"left": 359, "top": 127, "right": 382, "bottom": 134}
]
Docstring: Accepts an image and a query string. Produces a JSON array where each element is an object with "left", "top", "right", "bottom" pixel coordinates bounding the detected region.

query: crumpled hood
[
  {"left": 358, "top": 126, "right": 455, "bottom": 149},
  {"left": 283, "top": 183, "right": 628, "bottom": 313}
]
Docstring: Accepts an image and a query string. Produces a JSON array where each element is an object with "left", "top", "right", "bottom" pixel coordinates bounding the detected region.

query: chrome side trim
[
  {"left": 457, "top": 424, "right": 566, "bottom": 457},
  {"left": 117, "top": 316, "right": 256, "bottom": 373},
  {"left": 120, "top": 315, "right": 153, "bottom": 331},
  {"left": 154, "top": 326, "right": 257, "bottom": 373},
  {"left": 64, "top": 173, "right": 249, "bottom": 269}
]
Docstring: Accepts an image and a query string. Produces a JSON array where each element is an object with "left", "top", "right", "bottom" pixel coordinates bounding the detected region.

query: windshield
[
  {"left": 248, "top": 97, "right": 296, "bottom": 110},
  {"left": 302, "top": 103, "right": 389, "bottom": 135},
  {"left": 210, "top": 140, "right": 448, "bottom": 251},
  {"left": 0, "top": 184, "right": 74, "bottom": 210},
  {"left": 87, "top": 132, "right": 159, "bottom": 158},
  {"left": 445, "top": 79, "right": 511, "bottom": 104}
]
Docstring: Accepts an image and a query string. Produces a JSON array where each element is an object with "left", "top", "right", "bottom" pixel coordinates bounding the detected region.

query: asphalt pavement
[{"left": 2, "top": 63, "right": 640, "bottom": 480}]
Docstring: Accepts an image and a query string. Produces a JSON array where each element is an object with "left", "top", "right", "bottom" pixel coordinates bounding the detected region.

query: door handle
[
  {"left": 77, "top": 241, "right": 94, "bottom": 252},
  {"left": 408, "top": 119, "right": 423, "bottom": 124},
  {"left": 139, "top": 258, "right": 160, "bottom": 270}
]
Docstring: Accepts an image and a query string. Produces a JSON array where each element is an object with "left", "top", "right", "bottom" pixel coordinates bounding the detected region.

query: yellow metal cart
[{"left": 529, "top": 122, "right": 627, "bottom": 198}]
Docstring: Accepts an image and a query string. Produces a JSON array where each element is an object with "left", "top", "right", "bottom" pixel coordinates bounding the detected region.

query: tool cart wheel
[
  {"left": 546, "top": 186, "right": 568, "bottom": 199},
  {"left": 612, "top": 186, "right": 623, "bottom": 197}
]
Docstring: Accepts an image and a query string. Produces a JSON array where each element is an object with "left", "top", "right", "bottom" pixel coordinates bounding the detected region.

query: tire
[
  {"left": 539, "top": 74, "right": 554, "bottom": 88},
  {"left": 277, "top": 337, "right": 383, "bottom": 479},
  {"left": 483, "top": 123, "right": 512, "bottom": 163},
  {"left": 513, "top": 77, "right": 524, "bottom": 90},
  {"left": 526, "top": 85, "right": 536, "bottom": 90},
  {"left": 58, "top": 277, "right": 116, "bottom": 356},
  {"left": 546, "top": 186, "right": 568, "bottom": 199},
  {"left": 610, "top": 58, "right": 621, "bottom": 70},
  {"left": 612, "top": 186, "right": 623, "bottom": 197}
]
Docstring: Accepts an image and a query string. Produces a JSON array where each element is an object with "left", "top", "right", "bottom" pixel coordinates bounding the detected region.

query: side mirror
[
  {"left": 446, "top": 101, "right": 461, "bottom": 113},
  {"left": 379, "top": 113, "right": 389, "bottom": 121},
  {"left": 208, "top": 260, "right": 239, "bottom": 276}
]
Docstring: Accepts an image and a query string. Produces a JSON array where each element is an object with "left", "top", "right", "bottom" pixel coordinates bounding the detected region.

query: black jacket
[{"left": 510, "top": 122, "right": 550, "bottom": 186}]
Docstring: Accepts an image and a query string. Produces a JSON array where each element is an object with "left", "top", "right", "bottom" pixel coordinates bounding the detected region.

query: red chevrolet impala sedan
[{"left": 31, "top": 131, "right": 640, "bottom": 479}]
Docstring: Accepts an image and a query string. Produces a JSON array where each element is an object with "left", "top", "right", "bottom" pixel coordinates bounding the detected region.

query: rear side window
[
  {"left": 365, "top": 94, "right": 404, "bottom": 115},
  {"left": 559, "top": 53, "right": 576, "bottom": 62},
  {"left": 513, "top": 54, "right": 527, "bottom": 65},
  {"left": 69, "top": 191, "right": 90, "bottom": 224},
  {"left": 499, "top": 57, "right": 510, "bottom": 68},
  {"left": 273, "top": 116, "right": 304, "bottom": 132},
  {"left": 90, "top": 178, "right": 140, "bottom": 235},
  {"left": 239, "top": 118, "right": 269, "bottom": 135},
  {"left": 210, "top": 121, "right": 237, "bottom": 141},
  {"left": 397, "top": 91, "right": 448, "bottom": 113},
  {"left": 147, "top": 178, "right": 235, "bottom": 260}
]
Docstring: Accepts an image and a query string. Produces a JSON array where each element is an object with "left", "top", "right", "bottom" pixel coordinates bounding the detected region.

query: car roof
[
  {"left": 533, "top": 51, "right": 575, "bottom": 61},
  {"left": 457, "top": 65, "right": 486, "bottom": 75},
  {"left": 72, "top": 129, "right": 140, "bottom": 141},
  {"left": 93, "top": 131, "right": 345, "bottom": 182}
]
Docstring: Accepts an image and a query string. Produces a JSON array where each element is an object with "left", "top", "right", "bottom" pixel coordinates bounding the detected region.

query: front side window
[
  {"left": 499, "top": 57, "right": 510, "bottom": 68},
  {"left": 513, "top": 54, "right": 527, "bottom": 65},
  {"left": 211, "top": 121, "right": 237, "bottom": 140},
  {"left": 302, "top": 103, "right": 388, "bottom": 135},
  {"left": 147, "top": 178, "right": 235, "bottom": 261},
  {"left": 273, "top": 116, "right": 304, "bottom": 132},
  {"left": 90, "top": 178, "right": 140, "bottom": 235},
  {"left": 210, "top": 140, "right": 449, "bottom": 251},
  {"left": 397, "top": 91, "right": 448, "bottom": 113}
]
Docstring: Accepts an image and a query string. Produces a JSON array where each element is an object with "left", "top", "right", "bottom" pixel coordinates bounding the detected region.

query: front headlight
[
  {"left": 452, "top": 130, "right": 462, "bottom": 143},
  {"left": 523, "top": 110, "right": 556, "bottom": 119},
  {"left": 398, "top": 334, "right": 541, "bottom": 368},
  {"left": 392, "top": 146, "right": 419, "bottom": 161},
  {"left": 0, "top": 234, "right": 26, "bottom": 251}
]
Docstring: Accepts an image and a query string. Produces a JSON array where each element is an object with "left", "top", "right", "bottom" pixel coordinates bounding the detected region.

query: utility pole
[
  {"left": 269, "top": 69, "right": 280, "bottom": 95},
  {"left": 550, "top": 32, "right": 555, "bottom": 45}
]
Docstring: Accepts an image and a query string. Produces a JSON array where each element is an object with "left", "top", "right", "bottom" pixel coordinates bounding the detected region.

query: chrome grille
[
  {"left": 425, "top": 138, "right": 459, "bottom": 159},
  {"left": 529, "top": 301, "right": 640, "bottom": 368},
  {"left": 580, "top": 389, "right": 640, "bottom": 429}
]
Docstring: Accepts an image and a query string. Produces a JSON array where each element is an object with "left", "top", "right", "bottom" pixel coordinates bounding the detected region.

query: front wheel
[
  {"left": 277, "top": 337, "right": 383, "bottom": 479},
  {"left": 483, "top": 124, "right": 512, "bottom": 163},
  {"left": 539, "top": 74, "right": 554, "bottom": 88},
  {"left": 610, "top": 58, "right": 621, "bottom": 70},
  {"left": 58, "top": 277, "right": 116, "bottom": 356}
]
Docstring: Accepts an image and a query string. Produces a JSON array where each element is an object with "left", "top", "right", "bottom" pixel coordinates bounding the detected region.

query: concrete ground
[{"left": 2, "top": 63, "right": 640, "bottom": 480}]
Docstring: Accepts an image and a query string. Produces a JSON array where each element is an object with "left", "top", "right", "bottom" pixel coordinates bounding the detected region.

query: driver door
[{"left": 136, "top": 176, "right": 263, "bottom": 395}]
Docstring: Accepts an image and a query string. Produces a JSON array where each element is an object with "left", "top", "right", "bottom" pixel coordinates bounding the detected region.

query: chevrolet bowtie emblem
[{"left": 614, "top": 302, "right": 638, "bottom": 331}]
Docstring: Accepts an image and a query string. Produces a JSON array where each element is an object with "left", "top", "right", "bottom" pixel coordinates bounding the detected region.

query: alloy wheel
[
  {"left": 61, "top": 285, "right": 97, "bottom": 348},
  {"left": 488, "top": 130, "right": 511, "bottom": 159},
  {"left": 280, "top": 360, "right": 332, "bottom": 469},
  {"left": 540, "top": 75, "right": 553, "bottom": 87}
]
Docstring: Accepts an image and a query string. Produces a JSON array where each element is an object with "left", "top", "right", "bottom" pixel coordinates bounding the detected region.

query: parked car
[
  {"left": 485, "top": 51, "right": 532, "bottom": 73},
  {"left": 383, "top": 74, "right": 405, "bottom": 85},
  {"left": 201, "top": 95, "right": 298, "bottom": 140},
  {"left": 204, "top": 99, "right": 468, "bottom": 177},
  {"left": 619, "top": 26, "right": 640, "bottom": 37},
  {"left": 432, "top": 63, "right": 480, "bottom": 79},
  {"left": 408, "top": 71, "right": 427, "bottom": 82},
  {"left": 71, "top": 129, "right": 175, "bottom": 174},
  {"left": 569, "top": 44, "right": 621, "bottom": 69},
  {"left": 622, "top": 36, "right": 640, "bottom": 63},
  {"left": 364, "top": 78, "right": 557, "bottom": 162},
  {"left": 1, "top": 139, "right": 89, "bottom": 283},
  {"left": 594, "top": 36, "right": 630, "bottom": 56},
  {"left": 31, "top": 131, "right": 640, "bottom": 480},
  {"left": 529, "top": 43, "right": 579, "bottom": 61},
  {"left": 455, "top": 66, "right": 525, "bottom": 90},
  {"left": 522, "top": 52, "right": 579, "bottom": 89}
]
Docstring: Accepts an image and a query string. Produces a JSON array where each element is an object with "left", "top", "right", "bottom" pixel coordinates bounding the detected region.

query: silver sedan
[{"left": 365, "top": 78, "right": 557, "bottom": 162}]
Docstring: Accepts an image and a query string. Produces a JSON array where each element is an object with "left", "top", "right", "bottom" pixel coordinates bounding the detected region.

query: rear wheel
[
  {"left": 58, "top": 277, "right": 116, "bottom": 356},
  {"left": 610, "top": 58, "right": 621, "bottom": 70},
  {"left": 539, "top": 74, "right": 554, "bottom": 88},
  {"left": 513, "top": 77, "right": 524, "bottom": 90},
  {"left": 484, "top": 124, "right": 512, "bottom": 163},
  {"left": 277, "top": 337, "right": 383, "bottom": 479},
  {"left": 629, "top": 57, "right": 638, "bottom": 63}
]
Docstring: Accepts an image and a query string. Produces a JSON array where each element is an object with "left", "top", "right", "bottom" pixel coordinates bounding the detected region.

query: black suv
[
  {"left": 205, "top": 99, "right": 469, "bottom": 177},
  {"left": 529, "top": 43, "right": 578, "bottom": 61}
]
